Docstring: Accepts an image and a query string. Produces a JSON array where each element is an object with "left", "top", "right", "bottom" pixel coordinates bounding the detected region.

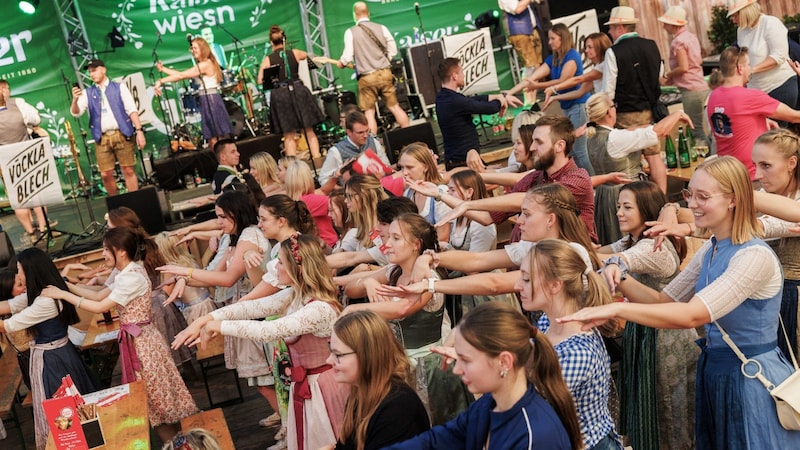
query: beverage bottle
[
  {"left": 678, "top": 127, "right": 691, "bottom": 168},
  {"left": 665, "top": 134, "right": 678, "bottom": 169},
  {"left": 194, "top": 168, "right": 202, "bottom": 185},
  {"left": 688, "top": 129, "right": 697, "bottom": 161}
]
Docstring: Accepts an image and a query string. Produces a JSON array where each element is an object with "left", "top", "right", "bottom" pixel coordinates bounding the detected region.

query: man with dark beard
[{"left": 440, "top": 115, "right": 595, "bottom": 244}]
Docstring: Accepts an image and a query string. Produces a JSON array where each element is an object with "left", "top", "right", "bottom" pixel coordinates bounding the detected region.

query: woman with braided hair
[
  {"left": 344, "top": 213, "right": 472, "bottom": 426},
  {"left": 172, "top": 234, "right": 349, "bottom": 450},
  {"left": 44, "top": 227, "right": 198, "bottom": 444}
]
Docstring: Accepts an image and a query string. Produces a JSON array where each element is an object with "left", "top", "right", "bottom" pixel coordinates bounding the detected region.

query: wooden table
[
  {"left": 666, "top": 157, "right": 707, "bottom": 183},
  {"left": 196, "top": 334, "right": 243, "bottom": 408},
  {"left": 180, "top": 408, "right": 234, "bottom": 449},
  {"left": 46, "top": 381, "right": 149, "bottom": 450},
  {"left": 81, "top": 314, "right": 120, "bottom": 350}
]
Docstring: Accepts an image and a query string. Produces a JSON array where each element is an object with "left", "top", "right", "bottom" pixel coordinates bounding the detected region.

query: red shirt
[
  {"left": 707, "top": 85, "right": 780, "bottom": 179},
  {"left": 300, "top": 194, "right": 338, "bottom": 248},
  {"left": 490, "top": 159, "right": 597, "bottom": 243}
]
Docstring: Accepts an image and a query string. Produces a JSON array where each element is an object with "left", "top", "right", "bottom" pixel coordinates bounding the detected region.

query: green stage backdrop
[{"left": 1, "top": 0, "right": 512, "bottom": 194}]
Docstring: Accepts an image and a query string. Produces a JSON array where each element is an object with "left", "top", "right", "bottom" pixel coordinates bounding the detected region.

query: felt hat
[
  {"left": 727, "top": 0, "right": 757, "bottom": 18},
  {"left": 604, "top": 6, "right": 639, "bottom": 26},
  {"left": 658, "top": 6, "right": 687, "bottom": 26}
]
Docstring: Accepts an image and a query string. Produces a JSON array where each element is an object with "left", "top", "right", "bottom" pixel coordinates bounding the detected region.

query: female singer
[
  {"left": 155, "top": 37, "right": 233, "bottom": 148},
  {"left": 257, "top": 25, "right": 325, "bottom": 159}
]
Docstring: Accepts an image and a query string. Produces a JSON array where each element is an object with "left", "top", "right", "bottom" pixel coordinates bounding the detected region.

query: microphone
[
  {"left": 186, "top": 33, "right": 193, "bottom": 45},
  {"left": 415, "top": 2, "right": 420, "bottom": 15}
]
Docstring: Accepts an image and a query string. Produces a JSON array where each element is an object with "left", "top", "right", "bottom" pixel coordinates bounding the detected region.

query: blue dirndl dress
[{"left": 695, "top": 237, "right": 800, "bottom": 449}]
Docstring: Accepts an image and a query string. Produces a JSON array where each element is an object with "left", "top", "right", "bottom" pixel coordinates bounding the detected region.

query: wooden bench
[
  {"left": 180, "top": 408, "right": 235, "bottom": 449},
  {"left": 196, "top": 334, "right": 243, "bottom": 409},
  {"left": 0, "top": 350, "right": 27, "bottom": 449}
]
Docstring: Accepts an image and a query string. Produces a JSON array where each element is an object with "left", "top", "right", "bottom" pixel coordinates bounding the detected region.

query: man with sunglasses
[{"left": 707, "top": 46, "right": 800, "bottom": 180}]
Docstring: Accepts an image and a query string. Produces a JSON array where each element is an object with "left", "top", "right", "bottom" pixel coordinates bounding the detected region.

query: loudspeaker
[
  {"left": 0, "top": 231, "right": 15, "bottom": 268},
  {"left": 236, "top": 134, "right": 283, "bottom": 168},
  {"left": 382, "top": 121, "right": 438, "bottom": 165},
  {"left": 404, "top": 41, "right": 445, "bottom": 109},
  {"left": 105, "top": 186, "right": 168, "bottom": 235},
  {"left": 153, "top": 150, "right": 218, "bottom": 191}
]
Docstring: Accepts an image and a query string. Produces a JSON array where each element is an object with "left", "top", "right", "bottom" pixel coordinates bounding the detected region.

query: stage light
[
  {"left": 19, "top": 0, "right": 39, "bottom": 14},
  {"left": 108, "top": 27, "right": 125, "bottom": 49},
  {"left": 474, "top": 10, "right": 504, "bottom": 47}
]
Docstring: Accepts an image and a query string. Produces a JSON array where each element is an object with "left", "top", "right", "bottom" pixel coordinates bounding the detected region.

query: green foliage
[
  {"left": 783, "top": 14, "right": 800, "bottom": 24},
  {"left": 708, "top": 5, "right": 737, "bottom": 54}
]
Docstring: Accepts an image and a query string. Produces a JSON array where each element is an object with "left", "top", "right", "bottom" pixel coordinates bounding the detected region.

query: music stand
[{"left": 261, "top": 65, "right": 281, "bottom": 91}]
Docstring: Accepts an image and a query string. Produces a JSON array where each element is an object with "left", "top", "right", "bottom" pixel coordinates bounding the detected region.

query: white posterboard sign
[
  {"left": 551, "top": 9, "right": 601, "bottom": 71},
  {"left": 0, "top": 138, "right": 64, "bottom": 208},
  {"left": 116, "top": 72, "right": 156, "bottom": 125},
  {"left": 442, "top": 28, "right": 499, "bottom": 96}
]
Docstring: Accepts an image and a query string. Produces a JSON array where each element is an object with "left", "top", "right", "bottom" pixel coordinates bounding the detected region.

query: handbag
[{"left": 715, "top": 317, "right": 800, "bottom": 430}]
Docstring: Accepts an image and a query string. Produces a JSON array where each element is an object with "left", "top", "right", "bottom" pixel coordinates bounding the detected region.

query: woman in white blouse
[
  {"left": 729, "top": 1, "right": 797, "bottom": 112},
  {"left": 596, "top": 181, "right": 698, "bottom": 450},
  {"left": 560, "top": 156, "right": 800, "bottom": 448},
  {"left": 172, "top": 234, "right": 349, "bottom": 450}
]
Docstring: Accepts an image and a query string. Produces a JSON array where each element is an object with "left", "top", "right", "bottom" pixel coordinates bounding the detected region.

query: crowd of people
[{"left": 6, "top": 1, "right": 800, "bottom": 450}]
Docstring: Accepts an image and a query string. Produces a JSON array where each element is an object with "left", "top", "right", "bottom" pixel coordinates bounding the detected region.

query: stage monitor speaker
[
  {"left": 0, "top": 231, "right": 15, "bottom": 268},
  {"left": 153, "top": 150, "right": 218, "bottom": 191},
  {"left": 383, "top": 121, "right": 438, "bottom": 165},
  {"left": 105, "top": 186, "right": 168, "bottom": 235},
  {"left": 237, "top": 134, "right": 283, "bottom": 169},
  {"left": 404, "top": 41, "right": 444, "bottom": 109}
]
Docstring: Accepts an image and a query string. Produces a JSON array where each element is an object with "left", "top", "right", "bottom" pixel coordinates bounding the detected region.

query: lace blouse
[{"left": 214, "top": 288, "right": 339, "bottom": 342}]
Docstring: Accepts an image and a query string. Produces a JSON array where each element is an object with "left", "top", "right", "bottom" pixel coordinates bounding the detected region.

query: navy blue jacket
[
  {"left": 384, "top": 384, "right": 572, "bottom": 450},
  {"left": 435, "top": 87, "right": 501, "bottom": 163}
]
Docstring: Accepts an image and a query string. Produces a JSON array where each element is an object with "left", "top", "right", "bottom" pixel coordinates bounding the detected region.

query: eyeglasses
[
  {"left": 330, "top": 351, "right": 356, "bottom": 364},
  {"left": 681, "top": 188, "right": 728, "bottom": 206}
]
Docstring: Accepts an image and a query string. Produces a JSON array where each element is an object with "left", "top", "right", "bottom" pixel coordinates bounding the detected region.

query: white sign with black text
[
  {"left": 442, "top": 28, "right": 499, "bottom": 96},
  {"left": 0, "top": 138, "right": 64, "bottom": 208},
  {"left": 551, "top": 9, "right": 601, "bottom": 71}
]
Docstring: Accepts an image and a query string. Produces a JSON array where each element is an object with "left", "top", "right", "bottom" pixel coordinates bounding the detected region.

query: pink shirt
[
  {"left": 707, "top": 85, "right": 780, "bottom": 178},
  {"left": 300, "top": 194, "right": 338, "bottom": 248},
  {"left": 669, "top": 29, "right": 707, "bottom": 92}
]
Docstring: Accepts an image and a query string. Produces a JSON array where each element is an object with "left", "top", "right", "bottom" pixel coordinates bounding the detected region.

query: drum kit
[
  {"left": 176, "top": 56, "right": 263, "bottom": 143},
  {"left": 159, "top": 48, "right": 363, "bottom": 153}
]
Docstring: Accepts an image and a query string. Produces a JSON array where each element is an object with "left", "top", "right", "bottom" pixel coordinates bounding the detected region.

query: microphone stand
[
  {"left": 217, "top": 24, "right": 256, "bottom": 137},
  {"left": 415, "top": 5, "right": 438, "bottom": 111}
]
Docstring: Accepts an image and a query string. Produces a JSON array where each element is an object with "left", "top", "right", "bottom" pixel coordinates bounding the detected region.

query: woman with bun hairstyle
[{"left": 257, "top": 25, "right": 325, "bottom": 158}]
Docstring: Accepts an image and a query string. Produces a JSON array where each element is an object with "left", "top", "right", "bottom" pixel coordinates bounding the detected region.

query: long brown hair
[
  {"left": 549, "top": 23, "right": 573, "bottom": 67},
  {"left": 530, "top": 239, "right": 618, "bottom": 337},
  {"left": 335, "top": 310, "right": 413, "bottom": 450},
  {"left": 399, "top": 142, "right": 442, "bottom": 183},
  {"left": 191, "top": 37, "right": 223, "bottom": 82},
  {"left": 619, "top": 181, "right": 686, "bottom": 262},
  {"left": 527, "top": 184, "right": 601, "bottom": 269},
  {"left": 345, "top": 175, "right": 388, "bottom": 247},
  {"left": 386, "top": 213, "right": 446, "bottom": 286},
  {"left": 459, "top": 302, "right": 582, "bottom": 450},
  {"left": 279, "top": 234, "right": 341, "bottom": 311}
]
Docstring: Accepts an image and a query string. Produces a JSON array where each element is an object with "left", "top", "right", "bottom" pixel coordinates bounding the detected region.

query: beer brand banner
[
  {"left": 0, "top": 138, "right": 64, "bottom": 208},
  {"left": 442, "top": 28, "right": 499, "bottom": 96}
]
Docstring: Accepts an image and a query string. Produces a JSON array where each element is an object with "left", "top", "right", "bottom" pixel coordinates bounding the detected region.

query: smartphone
[{"left": 72, "top": 82, "right": 80, "bottom": 89}]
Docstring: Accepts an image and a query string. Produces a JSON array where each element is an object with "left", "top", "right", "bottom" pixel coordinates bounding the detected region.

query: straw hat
[
  {"left": 604, "top": 6, "right": 639, "bottom": 26},
  {"left": 727, "top": 0, "right": 757, "bottom": 18},
  {"left": 658, "top": 6, "right": 687, "bottom": 26}
]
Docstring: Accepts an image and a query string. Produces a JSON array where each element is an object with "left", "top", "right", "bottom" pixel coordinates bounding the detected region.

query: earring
[{"left": 500, "top": 368, "right": 508, "bottom": 378}]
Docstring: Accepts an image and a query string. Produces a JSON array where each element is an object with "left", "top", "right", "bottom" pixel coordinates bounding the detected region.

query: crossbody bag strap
[
  {"left": 358, "top": 23, "right": 389, "bottom": 60},
  {"left": 779, "top": 314, "right": 800, "bottom": 370},
  {"left": 713, "top": 320, "right": 777, "bottom": 391}
]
